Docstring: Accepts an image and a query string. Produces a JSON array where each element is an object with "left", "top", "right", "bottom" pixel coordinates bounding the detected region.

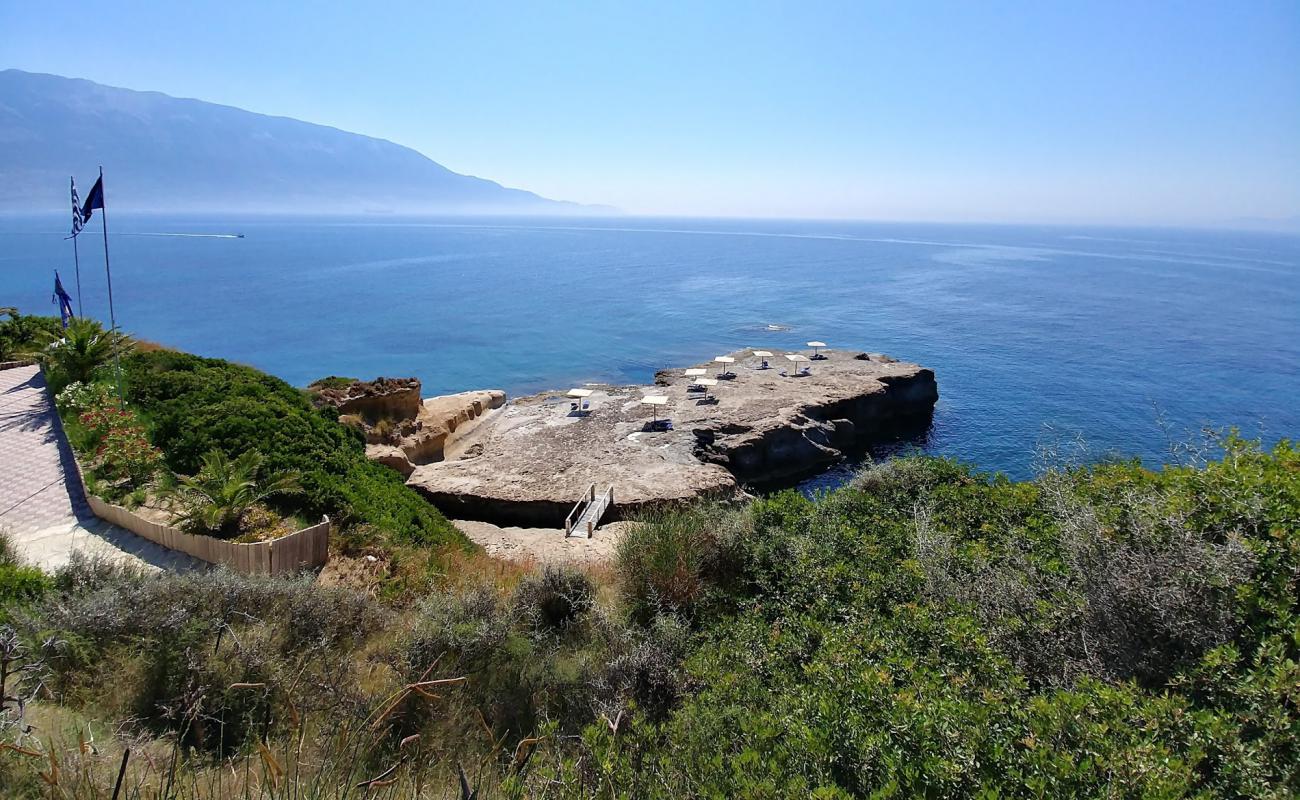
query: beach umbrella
[
  {"left": 785, "top": 353, "right": 812, "bottom": 374},
  {"left": 752, "top": 349, "right": 774, "bottom": 369},
  {"left": 567, "top": 387, "right": 595, "bottom": 414},
  {"left": 684, "top": 368, "right": 708, "bottom": 377},
  {"left": 807, "top": 341, "right": 827, "bottom": 358},
  {"left": 641, "top": 395, "right": 669, "bottom": 424},
  {"left": 714, "top": 356, "right": 736, "bottom": 376}
]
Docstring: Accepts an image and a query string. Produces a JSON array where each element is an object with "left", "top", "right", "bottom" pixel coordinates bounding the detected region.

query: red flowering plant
[
  {"left": 76, "top": 402, "right": 163, "bottom": 490},
  {"left": 78, "top": 405, "right": 136, "bottom": 451},
  {"left": 96, "top": 427, "right": 163, "bottom": 488}
]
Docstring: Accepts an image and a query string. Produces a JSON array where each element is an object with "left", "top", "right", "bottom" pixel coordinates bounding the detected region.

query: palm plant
[
  {"left": 37, "top": 317, "right": 131, "bottom": 386},
  {"left": 163, "top": 450, "right": 302, "bottom": 537}
]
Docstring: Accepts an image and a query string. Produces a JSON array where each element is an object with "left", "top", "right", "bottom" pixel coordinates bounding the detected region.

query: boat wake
[{"left": 123, "top": 232, "right": 243, "bottom": 239}]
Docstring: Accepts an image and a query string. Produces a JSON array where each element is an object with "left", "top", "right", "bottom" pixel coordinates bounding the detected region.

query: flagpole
[
  {"left": 71, "top": 232, "right": 84, "bottom": 317},
  {"left": 98, "top": 165, "right": 124, "bottom": 407}
]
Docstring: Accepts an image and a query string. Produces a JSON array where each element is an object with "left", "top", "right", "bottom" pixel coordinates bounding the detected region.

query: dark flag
[
  {"left": 80, "top": 175, "right": 104, "bottom": 224},
  {"left": 71, "top": 177, "right": 85, "bottom": 236},
  {"left": 52, "top": 271, "right": 75, "bottom": 328}
]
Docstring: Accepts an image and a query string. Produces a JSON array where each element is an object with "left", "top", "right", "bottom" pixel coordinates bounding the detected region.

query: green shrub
[
  {"left": 119, "top": 350, "right": 465, "bottom": 547},
  {"left": 0, "top": 529, "right": 51, "bottom": 623},
  {"left": 578, "top": 442, "right": 1299, "bottom": 797},
  {"left": 0, "top": 311, "right": 61, "bottom": 358},
  {"left": 309, "top": 375, "right": 359, "bottom": 390},
  {"left": 513, "top": 564, "right": 595, "bottom": 631},
  {"left": 616, "top": 503, "right": 745, "bottom": 624},
  {"left": 23, "top": 558, "right": 385, "bottom": 753},
  {"left": 0, "top": 566, "right": 51, "bottom": 623}
]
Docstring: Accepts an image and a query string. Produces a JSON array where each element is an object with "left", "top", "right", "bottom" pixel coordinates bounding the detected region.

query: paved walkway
[{"left": 0, "top": 364, "right": 199, "bottom": 572}]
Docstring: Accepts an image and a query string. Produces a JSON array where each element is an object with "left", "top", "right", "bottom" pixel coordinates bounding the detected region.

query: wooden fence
[{"left": 84, "top": 496, "right": 330, "bottom": 575}]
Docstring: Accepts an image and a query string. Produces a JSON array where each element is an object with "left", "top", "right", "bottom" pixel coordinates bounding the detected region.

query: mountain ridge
[{"left": 0, "top": 69, "right": 603, "bottom": 215}]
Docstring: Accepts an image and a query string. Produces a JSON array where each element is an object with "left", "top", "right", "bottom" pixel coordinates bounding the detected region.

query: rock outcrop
[
  {"left": 312, "top": 377, "right": 422, "bottom": 422},
  {"left": 407, "top": 349, "right": 937, "bottom": 527},
  {"left": 314, "top": 378, "right": 506, "bottom": 476}
]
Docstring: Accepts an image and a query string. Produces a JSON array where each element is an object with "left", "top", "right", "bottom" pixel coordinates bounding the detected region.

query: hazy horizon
[{"left": 3, "top": 2, "right": 1298, "bottom": 228}]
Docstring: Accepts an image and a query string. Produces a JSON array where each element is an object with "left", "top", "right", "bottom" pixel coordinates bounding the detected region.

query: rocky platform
[{"left": 406, "top": 349, "right": 937, "bottom": 527}]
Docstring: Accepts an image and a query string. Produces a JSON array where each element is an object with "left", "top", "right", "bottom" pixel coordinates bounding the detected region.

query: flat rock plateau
[{"left": 406, "top": 349, "right": 937, "bottom": 527}]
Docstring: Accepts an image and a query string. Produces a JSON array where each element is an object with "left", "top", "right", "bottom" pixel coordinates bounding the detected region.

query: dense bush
[
  {"left": 0, "top": 530, "right": 50, "bottom": 625},
  {"left": 3, "top": 440, "right": 1296, "bottom": 797},
  {"left": 513, "top": 564, "right": 595, "bottom": 631},
  {"left": 0, "top": 311, "right": 61, "bottom": 361},
  {"left": 616, "top": 502, "right": 746, "bottom": 623},
  {"left": 22, "top": 556, "right": 385, "bottom": 753},
  {"left": 120, "top": 349, "right": 465, "bottom": 547},
  {"left": 541, "top": 439, "right": 1298, "bottom": 797}
]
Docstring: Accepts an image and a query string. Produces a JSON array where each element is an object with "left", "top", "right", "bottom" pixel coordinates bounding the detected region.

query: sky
[{"left": 2, "top": 1, "right": 1298, "bottom": 225}]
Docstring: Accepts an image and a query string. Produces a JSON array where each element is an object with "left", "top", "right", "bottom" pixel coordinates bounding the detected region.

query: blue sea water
[{"left": 2, "top": 214, "right": 1297, "bottom": 482}]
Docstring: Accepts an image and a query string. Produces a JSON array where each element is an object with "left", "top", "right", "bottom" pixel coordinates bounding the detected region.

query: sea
[{"left": 2, "top": 214, "right": 1297, "bottom": 485}]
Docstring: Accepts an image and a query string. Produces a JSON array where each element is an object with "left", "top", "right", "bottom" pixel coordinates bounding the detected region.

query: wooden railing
[
  {"left": 565, "top": 484, "right": 597, "bottom": 536},
  {"left": 565, "top": 485, "right": 614, "bottom": 539}
]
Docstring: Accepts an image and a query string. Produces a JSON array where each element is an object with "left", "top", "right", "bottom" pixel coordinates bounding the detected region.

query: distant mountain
[{"left": 0, "top": 69, "right": 599, "bottom": 215}]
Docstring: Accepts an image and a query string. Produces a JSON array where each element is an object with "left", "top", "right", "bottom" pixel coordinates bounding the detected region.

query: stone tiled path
[{"left": 0, "top": 364, "right": 199, "bottom": 572}]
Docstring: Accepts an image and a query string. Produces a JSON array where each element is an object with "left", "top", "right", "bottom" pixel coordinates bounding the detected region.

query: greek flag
[
  {"left": 70, "top": 177, "right": 85, "bottom": 237},
  {"left": 53, "top": 271, "right": 75, "bottom": 328}
]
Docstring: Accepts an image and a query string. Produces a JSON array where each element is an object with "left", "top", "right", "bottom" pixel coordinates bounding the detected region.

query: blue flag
[
  {"left": 52, "top": 271, "right": 75, "bottom": 328},
  {"left": 80, "top": 175, "right": 104, "bottom": 224}
]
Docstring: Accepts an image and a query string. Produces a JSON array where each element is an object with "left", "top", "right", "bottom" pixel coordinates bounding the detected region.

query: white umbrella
[
  {"left": 714, "top": 356, "right": 736, "bottom": 376},
  {"left": 806, "top": 341, "right": 827, "bottom": 358},
  {"left": 752, "top": 350, "right": 773, "bottom": 357},
  {"left": 785, "top": 353, "right": 812, "bottom": 375},
  {"left": 567, "top": 388, "right": 593, "bottom": 398},
  {"left": 641, "top": 395, "right": 669, "bottom": 424},
  {"left": 684, "top": 368, "right": 708, "bottom": 377},
  {"left": 690, "top": 377, "right": 718, "bottom": 387}
]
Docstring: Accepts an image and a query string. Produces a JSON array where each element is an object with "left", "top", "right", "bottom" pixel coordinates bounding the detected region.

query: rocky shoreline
[{"left": 330, "top": 348, "right": 937, "bottom": 528}]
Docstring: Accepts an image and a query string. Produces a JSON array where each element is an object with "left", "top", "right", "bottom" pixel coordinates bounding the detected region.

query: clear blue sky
[{"left": 3, "top": 1, "right": 1298, "bottom": 225}]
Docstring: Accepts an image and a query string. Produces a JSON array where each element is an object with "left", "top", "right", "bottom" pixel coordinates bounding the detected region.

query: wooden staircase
[{"left": 565, "top": 484, "right": 614, "bottom": 538}]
